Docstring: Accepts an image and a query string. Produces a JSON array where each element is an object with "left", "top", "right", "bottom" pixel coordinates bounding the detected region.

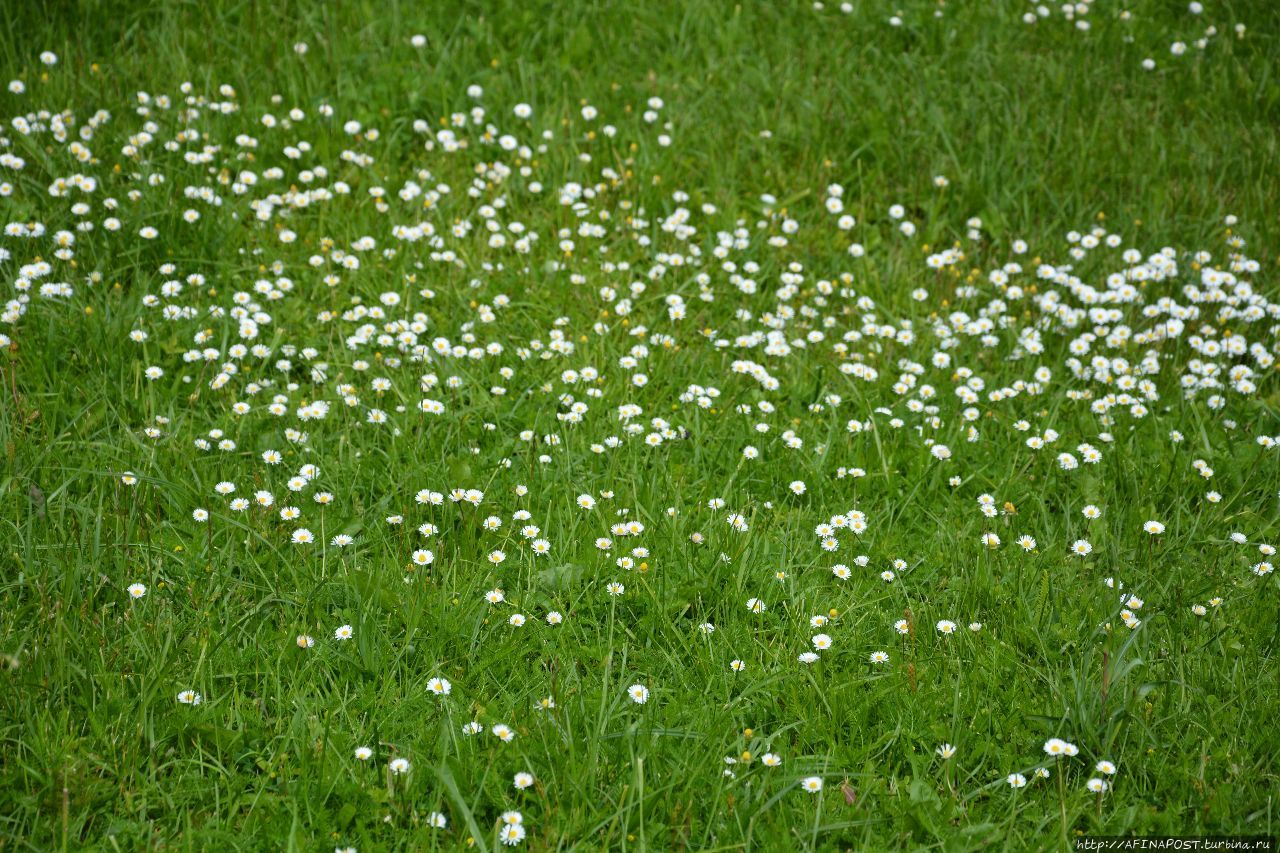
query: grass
[{"left": 2, "top": 0, "right": 1279, "bottom": 850}]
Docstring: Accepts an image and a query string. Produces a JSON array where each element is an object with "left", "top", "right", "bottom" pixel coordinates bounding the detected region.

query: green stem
[{"left": 1057, "top": 764, "right": 1068, "bottom": 849}]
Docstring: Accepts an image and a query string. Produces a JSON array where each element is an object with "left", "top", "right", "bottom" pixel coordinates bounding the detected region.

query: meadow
[{"left": 2, "top": 0, "right": 1279, "bottom": 850}]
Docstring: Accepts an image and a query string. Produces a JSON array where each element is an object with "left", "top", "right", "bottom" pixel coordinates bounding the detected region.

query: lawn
[{"left": 2, "top": 0, "right": 1279, "bottom": 850}]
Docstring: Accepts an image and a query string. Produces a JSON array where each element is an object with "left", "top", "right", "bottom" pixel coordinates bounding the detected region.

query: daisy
[
  {"left": 800, "top": 776, "right": 823, "bottom": 793},
  {"left": 127, "top": 583, "right": 147, "bottom": 599},
  {"left": 334, "top": 624, "right": 353, "bottom": 640},
  {"left": 627, "top": 684, "right": 650, "bottom": 704}
]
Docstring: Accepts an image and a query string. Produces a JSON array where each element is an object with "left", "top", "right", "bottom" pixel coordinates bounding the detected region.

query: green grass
[{"left": 2, "top": 0, "right": 1280, "bottom": 850}]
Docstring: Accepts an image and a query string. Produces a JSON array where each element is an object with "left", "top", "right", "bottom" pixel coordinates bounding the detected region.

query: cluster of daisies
[
  {"left": 1015, "top": 0, "right": 1247, "bottom": 72},
  {"left": 803, "top": 0, "right": 1252, "bottom": 73},
  {"left": 3, "top": 28, "right": 1276, "bottom": 847}
]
